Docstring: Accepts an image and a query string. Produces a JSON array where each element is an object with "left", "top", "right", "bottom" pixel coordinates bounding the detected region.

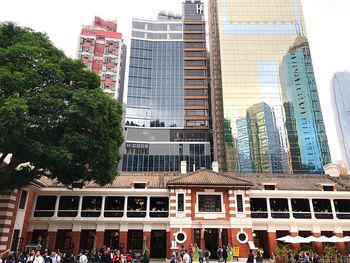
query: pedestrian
[
  {"left": 33, "top": 251, "right": 44, "bottom": 263},
  {"left": 198, "top": 249, "right": 204, "bottom": 263},
  {"left": 247, "top": 249, "right": 254, "bottom": 263},
  {"left": 217, "top": 247, "right": 223, "bottom": 262},
  {"left": 222, "top": 246, "right": 227, "bottom": 263},
  {"left": 204, "top": 249, "right": 210, "bottom": 263},
  {"left": 183, "top": 250, "right": 190, "bottom": 263},
  {"left": 79, "top": 251, "right": 87, "bottom": 263}
]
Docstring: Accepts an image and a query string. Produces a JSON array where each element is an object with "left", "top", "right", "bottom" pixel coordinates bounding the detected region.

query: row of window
[
  {"left": 34, "top": 196, "right": 169, "bottom": 218},
  {"left": 251, "top": 198, "right": 350, "bottom": 219}
]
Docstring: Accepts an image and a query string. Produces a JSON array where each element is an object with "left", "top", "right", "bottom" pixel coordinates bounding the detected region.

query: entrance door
[
  {"left": 204, "top": 229, "right": 218, "bottom": 259},
  {"left": 150, "top": 230, "right": 166, "bottom": 258}
]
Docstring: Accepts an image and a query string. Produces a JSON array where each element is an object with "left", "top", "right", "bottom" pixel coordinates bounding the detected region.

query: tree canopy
[{"left": 0, "top": 22, "right": 124, "bottom": 191}]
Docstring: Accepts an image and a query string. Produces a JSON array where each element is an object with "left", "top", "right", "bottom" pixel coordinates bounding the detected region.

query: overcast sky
[{"left": 1, "top": 0, "right": 350, "bottom": 163}]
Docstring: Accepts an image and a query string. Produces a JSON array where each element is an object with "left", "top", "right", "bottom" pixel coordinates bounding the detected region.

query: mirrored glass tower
[
  {"left": 331, "top": 71, "right": 350, "bottom": 172},
  {"left": 209, "top": 0, "right": 331, "bottom": 173}
]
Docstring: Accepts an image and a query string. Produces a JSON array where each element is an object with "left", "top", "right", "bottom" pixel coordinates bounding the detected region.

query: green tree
[{"left": 0, "top": 22, "right": 123, "bottom": 191}]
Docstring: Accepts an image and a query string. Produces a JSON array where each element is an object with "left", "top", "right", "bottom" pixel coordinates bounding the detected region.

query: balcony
[
  {"left": 271, "top": 211, "right": 290, "bottom": 219},
  {"left": 292, "top": 212, "right": 312, "bottom": 219},
  {"left": 314, "top": 212, "right": 333, "bottom": 219},
  {"left": 251, "top": 211, "right": 268, "bottom": 218}
]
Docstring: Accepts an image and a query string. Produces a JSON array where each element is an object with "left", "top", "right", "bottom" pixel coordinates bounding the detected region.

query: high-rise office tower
[
  {"left": 122, "top": 1, "right": 211, "bottom": 172},
  {"left": 279, "top": 36, "right": 331, "bottom": 174},
  {"left": 331, "top": 71, "right": 350, "bottom": 172},
  {"left": 77, "top": 16, "right": 126, "bottom": 101},
  {"left": 209, "top": 0, "right": 329, "bottom": 173}
]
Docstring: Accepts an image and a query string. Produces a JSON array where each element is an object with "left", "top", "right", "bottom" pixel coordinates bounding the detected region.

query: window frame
[
  {"left": 177, "top": 193, "right": 185, "bottom": 212},
  {"left": 196, "top": 192, "right": 224, "bottom": 213}
]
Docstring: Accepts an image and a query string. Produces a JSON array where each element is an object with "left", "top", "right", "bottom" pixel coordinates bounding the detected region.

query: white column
[
  {"left": 123, "top": 196, "right": 128, "bottom": 218},
  {"left": 287, "top": 199, "right": 293, "bottom": 219},
  {"left": 330, "top": 198, "right": 337, "bottom": 219},
  {"left": 53, "top": 195, "right": 60, "bottom": 218},
  {"left": 146, "top": 196, "right": 151, "bottom": 218},
  {"left": 99, "top": 196, "right": 105, "bottom": 218},
  {"left": 77, "top": 196, "right": 83, "bottom": 218},
  {"left": 266, "top": 198, "right": 272, "bottom": 219},
  {"left": 309, "top": 199, "right": 316, "bottom": 219}
]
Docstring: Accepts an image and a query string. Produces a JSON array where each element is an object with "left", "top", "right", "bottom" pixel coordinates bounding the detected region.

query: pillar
[
  {"left": 48, "top": 231, "right": 57, "bottom": 250},
  {"left": 312, "top": 233, "right": 323, "bottom": 254},
  {"left": 290, "top": 232, "right": 300, "bottom": 252},
  {"left": 144, "top": 232, "right": 151, "bottom": 251},
  {"left": 119, "top": 231, "right": 128, "bottom": 253},
  {"left": 166, "top": 231, "right": 171, "bottom": 258},
  {"left": 268, "top": 232, "right": 277, "bottom": 259},
  {"left": 71, "top": 232, "right": 81, "bottom": 255},
  {"left": 26, "top": 232, "right": 33, "bottom": 247},
  {"left": 335, "top": 233, "right": 346, "bottom": 255},
  {"left": 200, "top": 228, "right": 205, "bottom": 250},
  {"left": 218, "top": 228, "right": 223, "bottom": 247},
  {"left": 95, "top": 232, "right": 104, "bottom": 251}
]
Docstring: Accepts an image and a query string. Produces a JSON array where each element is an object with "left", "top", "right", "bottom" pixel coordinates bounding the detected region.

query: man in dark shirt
[{"left": 247, "top": 249, "right": 254, "bottom": 263}]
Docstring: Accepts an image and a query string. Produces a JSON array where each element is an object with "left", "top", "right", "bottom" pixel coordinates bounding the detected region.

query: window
[
  {"left": 134, "top": 182, "right": 146, "bottom": 189},
  {"left": 58, "top": 196, "right": 79, "bottom": 217},
  {"left": 198, "top": 195, "right": 222, "bottom": 212},
  {"left": 185, "top": 89, "right": 208, "bottom": 96},
  {"left": 19, "top": 190, "right": 28, "bottom": 209},
  {"left": 264, "top": 184, "right": 276, "bottom": 190},
  {"left": 105, "top": 197, "right": 125, "bottom": 217},
  {"left": 184, "top": 24, "right": 205, "bottom": 31},
  {"left": 185, "top": 79, "right": 207, "bottom": 86},
  {"left": 186, "top": 110, "right": 207, "bottom": 116},
  {"left": 34, "top": 196, "right": 57, "bottom": 217},
  {"left": 186, "top": 121, "right": 207, "bottom": 127},
  {"left": 185, "top": 99, "right": 208, "bottom": 106},
  {"left": 236, "top": 194, "right": 244, "bottom": 212},
  {"left": 127, "top": 197, "right": 147, "bottom": 217},
  {"left": 150, "top": 197, "right": 169, "bottom": 217},
  {"left": 11, "top": 230, "right": 20, "bottom": 251},
  {"left": 81, "top": 196, "right": 102, "bottom": 217},
  {"left": 322, "top": 185, "right": 334, "bottom": 191},
  {"left": 184, "top": 42, "right": 206, "bottom": 49},
  {"left": 185, "top": 51, "right": 205, "bottom": 57},
  {"left": 128, "top": 230, "right": 143, "bottom": 250},
  {"left": 178, "top": 193, "right": 184, "bottom": 212}
]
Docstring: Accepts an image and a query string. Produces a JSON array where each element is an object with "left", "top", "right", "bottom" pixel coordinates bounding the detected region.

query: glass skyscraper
[
  {"left": 331, "top": 71, "right": 350, "bottom": 172},
  {"left": 122, "top": 1, "right": 211, "bottom": 172},
  {"left": 279, "top": 36, "right": 331, "bottom": 173},
  {"left": 209, "top": 0, "right": 330, "bottom": 173}
]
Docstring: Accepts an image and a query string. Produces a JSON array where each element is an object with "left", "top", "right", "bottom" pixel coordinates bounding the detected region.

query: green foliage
[
  {"left": 0, "top": 22, "right": 123, "bottom": 190},
  {"left": 324, "top": 244, "right": 339, "bottom": 263},
  {"left": 275, "top": 244, "right": 292, "bottom": 263},
  {"left": 141, "top": 250, "right": 149, "bottom": 263}
]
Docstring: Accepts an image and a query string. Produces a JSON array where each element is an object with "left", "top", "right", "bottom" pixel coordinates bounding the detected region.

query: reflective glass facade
[
  {"left": 209, "top": 0, "right": 330, "bottom": 173},
  {"left": 331, "top": 72, "right": 350, "bottom": 171},
  {"left": 126, "top": 39, "right": 184, "bottom": 128},
  {"left": 123, "top": 1, "right": 211, "bottom": 172},
  {"left": 279, "top": 37, "right": 331, "bottom": 173}
]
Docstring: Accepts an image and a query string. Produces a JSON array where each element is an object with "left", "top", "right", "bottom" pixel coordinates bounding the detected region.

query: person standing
[
  {"left": 198, "top": 249, "right": 204, "bottom": 263},
  {"left": 183, "top": 250, "right": 191, "bottom": 263},
  {"left": 222, "top": 246, "right": 227, "bottom": 263},
  {"left": 204, "top": 249, "right": 210, "bottom": 263},
  {"left": 33, "top": 251, "right": 44, "bottom": 263},
  {"left": 78, "top": 251, "right": 87, "bottom": 263},
  {"left": 247, "top": 250, "right": 254, "bottom": 263}
]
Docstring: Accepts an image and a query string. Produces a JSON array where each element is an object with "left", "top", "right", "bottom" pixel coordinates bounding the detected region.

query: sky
[{"left": 1, "top": 0, "right": 350, "bottom": 163}]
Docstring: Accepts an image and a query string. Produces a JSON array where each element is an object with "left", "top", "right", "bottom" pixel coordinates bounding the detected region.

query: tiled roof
[
  {"left": 234, "top": 173, "right": 350, "bottom": 191},
  {"left": 33, "top": 170, "right": 350, "bottom": 191},
  {"left": 167, "top": 169, "right": 253, "bottom": 187}
]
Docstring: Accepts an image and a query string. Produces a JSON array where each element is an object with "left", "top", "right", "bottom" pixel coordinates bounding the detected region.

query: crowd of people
[
  {"left": 170, "top": 243, "right": 236, "bottom": 263},
  {"left": 0, "top": 247, "right": 148, "bottom": 263}
]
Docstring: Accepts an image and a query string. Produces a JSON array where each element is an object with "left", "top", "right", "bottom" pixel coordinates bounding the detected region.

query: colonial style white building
[{"left": 1, "top": 163, "right": 350, "bottom": 259}]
